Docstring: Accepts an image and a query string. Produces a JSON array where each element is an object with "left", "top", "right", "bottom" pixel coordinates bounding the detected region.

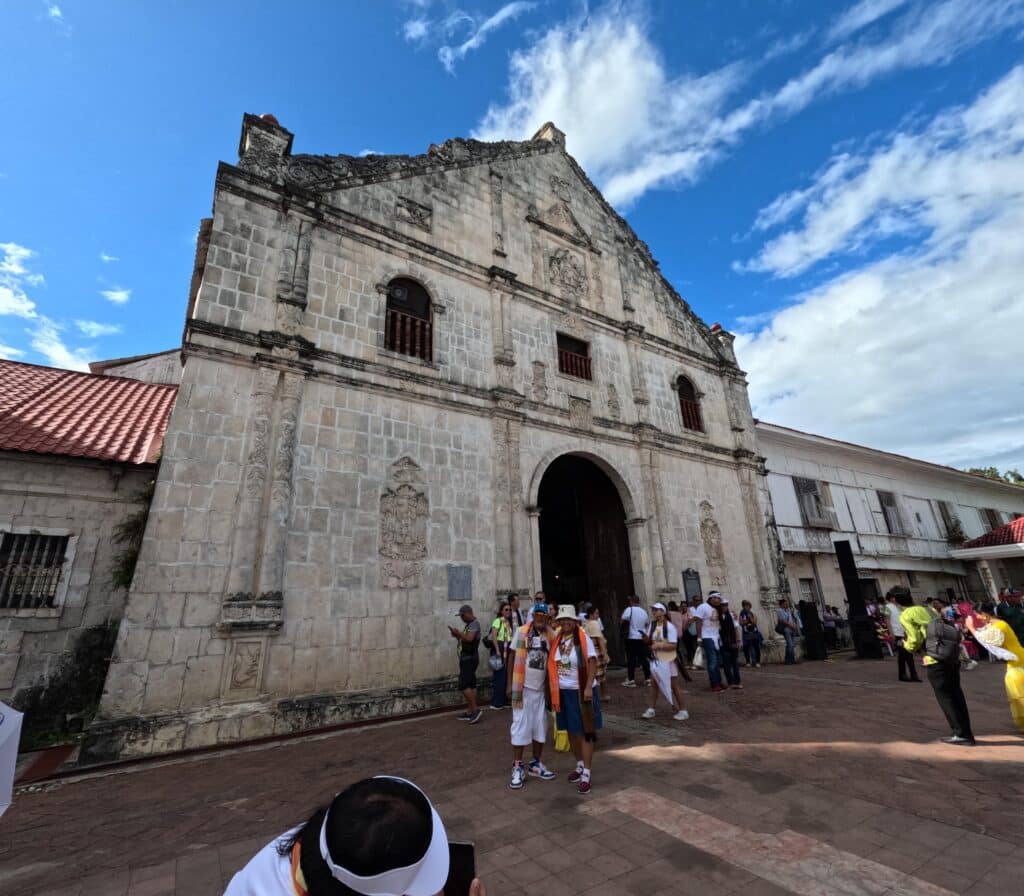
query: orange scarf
[{"left": 547, "top": 628, "right": 592, "bottom": 711}]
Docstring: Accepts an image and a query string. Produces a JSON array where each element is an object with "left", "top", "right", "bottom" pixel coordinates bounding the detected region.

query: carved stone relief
[
  {"left": 230, "top": 640, "right": 262, "bottom": 690},
  {"left": 569, "top": 397, "right": 592, "bottom": 430},
  {"left": 559, "top": 312, "right": 589, "bottom": 339},
  {"left": 380, "top": 457, "right": 430, "bottom": 589},
  {"left": 489, "top": 169, "right": 506, "bottom": 256},
  {"left": 548, "top": 248, "right": 587, "bottom": 298},
  {"left": 531, "top": 361, "right": 548, "bottom": 403},
  {"left": 395, "top": 196, "right": 433, "bottom": 232},
  {"left": 607, "top": 384, "right": 621, "bottom": 421},
  {"left": 550, "top": 175, "right": 572, "bottom": 203},
  {"left": 699, "top": 500, "right": 728, "bottom": 586}
]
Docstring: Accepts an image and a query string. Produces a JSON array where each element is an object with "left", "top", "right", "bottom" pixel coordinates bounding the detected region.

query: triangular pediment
[{"left": 527, "top": 199, "right": 595, "bottom": 252}]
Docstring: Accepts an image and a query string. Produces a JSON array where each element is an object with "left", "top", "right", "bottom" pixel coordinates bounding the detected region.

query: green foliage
[{"left": 963, "top": 466, "right": 1024, "bottom": 486}]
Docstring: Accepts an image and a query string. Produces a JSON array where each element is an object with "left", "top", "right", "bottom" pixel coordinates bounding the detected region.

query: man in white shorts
[{"left": 506, "top": 601, "right": 558, "bottom": 790}]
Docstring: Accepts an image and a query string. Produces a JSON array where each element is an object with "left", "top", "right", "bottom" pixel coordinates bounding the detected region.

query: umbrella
[{"left": 0, "top": 700, "right": 24, "bottom": 817}]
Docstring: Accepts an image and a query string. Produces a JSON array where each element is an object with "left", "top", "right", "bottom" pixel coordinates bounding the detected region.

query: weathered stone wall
[
  {"left": 87, "top": 115, "right": 786, "bottom": 760},
  {"left": 0, "top": 451, "right": 151, "bottom": 742},
  {"left": 95, "top": 351, "right": 182, "bottom": 385}
]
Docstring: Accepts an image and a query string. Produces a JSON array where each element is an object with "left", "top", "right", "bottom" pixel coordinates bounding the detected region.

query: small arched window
[
  {"left": 677, "top": 376, "right": 704, "bottom": 433},
  {"left": 384, "top": 277, "right": 432, "bottom": 361}
]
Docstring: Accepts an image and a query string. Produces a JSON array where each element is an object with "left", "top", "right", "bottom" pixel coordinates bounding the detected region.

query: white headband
[{"left": 319, "top": 776, "right": 449, "bottom": 896}]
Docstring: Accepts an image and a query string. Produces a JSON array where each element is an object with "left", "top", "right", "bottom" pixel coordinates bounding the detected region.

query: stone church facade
[{"left": 85, "top": 114, "right": 787, "bottom": 760}]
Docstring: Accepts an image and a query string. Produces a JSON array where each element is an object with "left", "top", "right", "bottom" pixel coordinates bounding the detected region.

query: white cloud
[
  {"left": 403, "top": 18, "right": 430, "bottom": 41},
  {"left": 29, "top": 317, "right": 93, "bottom": 371},
  {"left": 438, "top": 2, "right": 536, "bottom": 73},
  {"left": 476, "top": 0, "right": 1024, "bottom": 206},
  {"left": 735, "top": 65, "right": 1024, "bottom": 470},
  {"left": 101, "top": 287, "right": 131, "bottom": 304},
  {"left": 827, "top": 0, "right": 909, "bottom": 43},
  {"left": 0, "top": 242, "right": 40, "bottom": 319},
  {"left": 99, "top": 252, "right": 119, "bottom": 263},
  {"left": 75, "top": 320, "right": 122, "bottom": 338},
  {"left": 47, "top": 4, "right": 63, "bottom": 20},
  {"left": 0, "top": 343, "right": 26, "bottom": 360}
]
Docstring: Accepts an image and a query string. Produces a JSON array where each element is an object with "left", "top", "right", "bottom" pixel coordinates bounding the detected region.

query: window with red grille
[
  {"left": 557, "top": 333, "right": 592, "bottom": 381},
  {"left": 677, "top": 376, "right": 704, "bottom": 432},
  {"left": 384, "top": 278, "right": 432, "bottom": 362}
]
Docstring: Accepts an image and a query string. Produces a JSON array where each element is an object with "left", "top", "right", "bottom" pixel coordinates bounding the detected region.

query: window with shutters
[
  {"left": 935, "top": 500, "right": 965, "bottom": 542},
  {"left": 982, "top": 508, "right": 1004, "bottom": 531},
  {"left": 792, "top": 477, "right": 838, "bottom": 529},
  {"left": 556, "top": 333, "right": 592, "bottom": 381},
  {"left": 877, "top": 491, "right": 907, "bottom": 536},
  {"left": 0, "top": 532, "right": 70, "bottom": 610},
  {"left": 676, "top": 376, "right": 704, "bottom": 433},
  {"left": 383, "top": 278, "right": 432, "bottom": 362}
]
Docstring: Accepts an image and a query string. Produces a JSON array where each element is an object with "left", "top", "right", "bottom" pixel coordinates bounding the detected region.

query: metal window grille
[
  {"left": 677, "top": 377, "right": 704, "bottom": 432},
  {"left": 556, "top": 334, "right": 592, "bottom": 380},
  {"left": 0, "top": 533, "right": 70, "bottom": 610},
  {"left": 384, "top": 279, "right": 432, "bottom": 362}
]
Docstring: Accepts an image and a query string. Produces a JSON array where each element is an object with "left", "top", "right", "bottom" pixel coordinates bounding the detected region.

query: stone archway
[{"left": 536, "top": 454, "right": 636, "bottom": 664}]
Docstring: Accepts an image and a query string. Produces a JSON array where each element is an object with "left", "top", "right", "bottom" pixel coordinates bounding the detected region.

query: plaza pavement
[{"left": 2, "top": 655, "right": 1023, "bottom": 896}]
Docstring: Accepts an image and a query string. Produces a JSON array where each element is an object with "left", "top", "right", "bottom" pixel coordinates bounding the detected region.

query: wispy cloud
[
  {"left": 100, "top": 287, "right": 132, "bottom": 304},
  {"left": 43, "top": 1, "right": 70, "bottom": 35},
  {"left": 735, "top": 65, "right": 1024, "bottom": 469},
  {"left": 0, "top": 343, "right": 26, "bottom": 360},
  {"left": 476, "top": 0, "right": 1024, "bottom": 206},
  {"left": 403, "top": 1, "right": 537, "bottom": 72},
  {"left": 827, "top": 0, "right": 909, "bottom": 43},
  {"left": 75, "top": 320, "right": 122, "bottom": 338},
  {"left": 99, "top": 252, "right": 119, "bottom": 263},
  {"left": 30, "top": 317, "right": 93, "bottom": 371},
  {"left": 0, "top": 242, "right": 41, "bottom": 318},
  {"left": 47, "top": 4, "right": 63, "bottom": 20}
]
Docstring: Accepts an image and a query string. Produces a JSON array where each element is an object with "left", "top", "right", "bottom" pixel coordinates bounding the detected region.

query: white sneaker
[
  {"left": 673, "top": 710, "right": 690, "bottom": 721},
  {"left": 641, "top": 707, "right": 656, "bottom": 719},
  {"left": 965, "top": 660, "right": 979, "bottom": 671},
  {"left": 509, "top": 764, "right": 525, "bottom": 790},
  {"left": 622, "top": 680, "right": 637, "bottom": 688}
]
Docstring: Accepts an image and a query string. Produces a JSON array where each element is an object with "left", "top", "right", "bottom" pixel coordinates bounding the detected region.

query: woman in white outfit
[{"left": 642, "top": 602, "right": 690, "bottom": 721}]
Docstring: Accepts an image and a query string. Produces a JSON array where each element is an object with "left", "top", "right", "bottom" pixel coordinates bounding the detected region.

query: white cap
[
  {"left": 319, "top": 777, "right": 449, "bottom": 896},
  {"left": 652, "top": 602, "right": 667, "bottom": 611}
]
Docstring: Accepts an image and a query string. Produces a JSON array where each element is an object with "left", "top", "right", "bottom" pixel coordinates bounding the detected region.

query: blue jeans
[
  {"left": 490, "top": 661, "right": 508, "bottom": 707},
  {"left": 783, "top": 630, "right": 796, "bottom": 664},
  {"left": 702, "top": 638, "right": 722, "bottom": 687}
]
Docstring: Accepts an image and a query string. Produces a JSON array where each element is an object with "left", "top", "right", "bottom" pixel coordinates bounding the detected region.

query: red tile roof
[
  {"left": 959, "top": 516, "right": 1024, "bottom": 550},
  {"left": 0, "top": 359, "right": 177, "bottom": 465}
]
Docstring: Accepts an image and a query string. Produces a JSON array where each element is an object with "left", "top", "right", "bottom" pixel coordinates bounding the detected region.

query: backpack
[{"left": 925, "top": 618, "right": 960, "bottom": 664}]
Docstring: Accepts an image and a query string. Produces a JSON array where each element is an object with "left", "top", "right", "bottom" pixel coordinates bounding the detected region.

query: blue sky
[{"left": 2, "top": 0, "right": 1023, "bottom": 470}]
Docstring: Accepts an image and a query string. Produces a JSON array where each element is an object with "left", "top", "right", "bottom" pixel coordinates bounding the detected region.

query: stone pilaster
[
  {"left": 624, "top": 323, "right": 649, "bottom": 414},
  {"left": 489, "top": 168, "right": 506, "bottom": 258}
]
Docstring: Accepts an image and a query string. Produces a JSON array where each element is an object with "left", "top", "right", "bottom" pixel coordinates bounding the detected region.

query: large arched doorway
[{"left": 537, "top": 454, "right": 635, "bottom": 664}]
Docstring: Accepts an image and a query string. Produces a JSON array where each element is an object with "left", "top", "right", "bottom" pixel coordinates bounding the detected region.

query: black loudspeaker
[
  {"left": 835, "top": 540, "right": 883, "bottom": 659},
  {"left": 798, "top": 601, "right": 828, "bottom": 660}
]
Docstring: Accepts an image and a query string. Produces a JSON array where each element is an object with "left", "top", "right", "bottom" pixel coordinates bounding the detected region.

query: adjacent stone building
[
  {"left": 758, "top": 422, "right": 1024, "bottom": 610},
  {"left": 85, "top": 114, "right": 788, "bottom": 760},
  {"left": 0, "top": 360, "right": 176, "bottom": 745}
]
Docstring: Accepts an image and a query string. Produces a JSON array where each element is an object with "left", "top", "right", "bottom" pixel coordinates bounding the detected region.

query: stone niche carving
[
  {"left": 548, "top": 248, "right": 587, "bottom": 298},
  {"left": 550, "top": 174, "right": 572, "bottom": 203},
  {"left": 699, "top": 500, "right": 728, "bottom": 586},
  {"left": 395, "top": 196, "right": 433, "bottom": 232},
  {"left": 379, "top": 457, "right": 430, "bottom": 589},
  {"left": 532, "top": 361, "right": 548, "bottom": 403},
  {"left": 222, "top": 637, "right": 267, "bottom": 698},
  {"left": 607, "top": 384, "right": 621, "bottom": 421},
  {"left": 569, "top": 397, "right": 592, "bottom": 430}
]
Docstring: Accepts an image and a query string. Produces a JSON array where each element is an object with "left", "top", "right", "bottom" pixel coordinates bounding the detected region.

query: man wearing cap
[
  {"left": 550, "top": 605, "right": 602, "bottom": 794},
  {"left": 449, "top": 605, "right": 482, "bottom": 724},
  {"left": 526, "top": 591, "right": 547, "bottom": 624},
  {"left": 505, "top": 601, "right": 559, "bottom": 790},
  {"left": 693, "top": 591, "right": 725, "bottom": 692}
]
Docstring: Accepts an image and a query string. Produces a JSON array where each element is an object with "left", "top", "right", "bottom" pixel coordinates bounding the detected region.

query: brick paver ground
[{"left": 2, "top": 656, "right": 1023, "bottom": 895}]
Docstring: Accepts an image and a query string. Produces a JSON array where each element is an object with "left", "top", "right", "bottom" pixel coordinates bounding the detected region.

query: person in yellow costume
[{"left": 965, "top": 607, "right": 1024, "bottom": 732}]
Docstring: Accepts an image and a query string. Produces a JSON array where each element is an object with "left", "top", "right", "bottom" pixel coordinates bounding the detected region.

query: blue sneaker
[
  {"left": 528, "top": 759, "right": 556, "bottom": 780},
  {"left": 509, "top": 764, "right": 526, "bottom": 790}
]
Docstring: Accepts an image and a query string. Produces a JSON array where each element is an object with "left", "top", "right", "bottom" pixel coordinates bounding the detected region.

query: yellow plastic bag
[{"left": 552, "top": 711, "right": 570, "bottom": 752}]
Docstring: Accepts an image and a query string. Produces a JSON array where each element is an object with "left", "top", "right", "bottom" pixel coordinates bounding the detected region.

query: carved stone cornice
[{"left": 218, "top": 591, "right": 284, "bottom": 635}]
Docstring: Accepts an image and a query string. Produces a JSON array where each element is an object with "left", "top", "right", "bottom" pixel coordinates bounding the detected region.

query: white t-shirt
[
  {"left": 554, "top": 630, "right": 595, "bottom": 689},
  {"left": 620, "top": 605, "right": 649, "bottom": 639},
  {"left": 509, "top": 625, "right": 552, "bottom": 691},
  {"left": 647, "top": 619, "right": 679, "bottom": 663},
  {"left": 692, "top": 602, "right": 720, "bottom": 645},
  {"left": 887, "top": 603, "right": 906, "bottom": 638},
  {"left": 224, "top": 829, "right": 296, "bottom": 896}
]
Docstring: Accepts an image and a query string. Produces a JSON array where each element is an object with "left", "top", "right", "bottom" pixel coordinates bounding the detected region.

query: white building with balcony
[{"left": 756, "top": 422, "right": 1024, "bottom": 610}]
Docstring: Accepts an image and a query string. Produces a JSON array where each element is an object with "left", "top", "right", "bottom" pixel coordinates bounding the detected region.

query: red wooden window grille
[
  {"left": 557, "top": 333, "right": 592, "bottom": 381},
  {"left": 677, "top": 377, "right": 704, "bottom": 432},
  {"left": 384, "top": 278, "right": 432, "bottom": 362}
]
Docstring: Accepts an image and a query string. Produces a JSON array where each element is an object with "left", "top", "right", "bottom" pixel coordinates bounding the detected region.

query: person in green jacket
[{"left": 901, "top": 597, "right": 976, "bottom": 745}]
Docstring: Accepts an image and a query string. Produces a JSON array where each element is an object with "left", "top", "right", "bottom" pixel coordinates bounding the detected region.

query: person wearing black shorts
[{"left": 449, "top": 604, "right": 482, "bottom": 724}]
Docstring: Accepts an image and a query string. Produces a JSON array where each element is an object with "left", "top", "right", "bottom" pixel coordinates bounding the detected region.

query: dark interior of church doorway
[{"left": 538, "top": 454, "right": 635, "bottom": 665}]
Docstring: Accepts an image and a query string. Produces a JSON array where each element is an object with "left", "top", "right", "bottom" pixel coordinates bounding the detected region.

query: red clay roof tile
[
  {"left": 959, "top": 516, "right": 1024, "bottom": 550},
  {"left": 0, "top": 359, "right": 177, "bottom": 465}
]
